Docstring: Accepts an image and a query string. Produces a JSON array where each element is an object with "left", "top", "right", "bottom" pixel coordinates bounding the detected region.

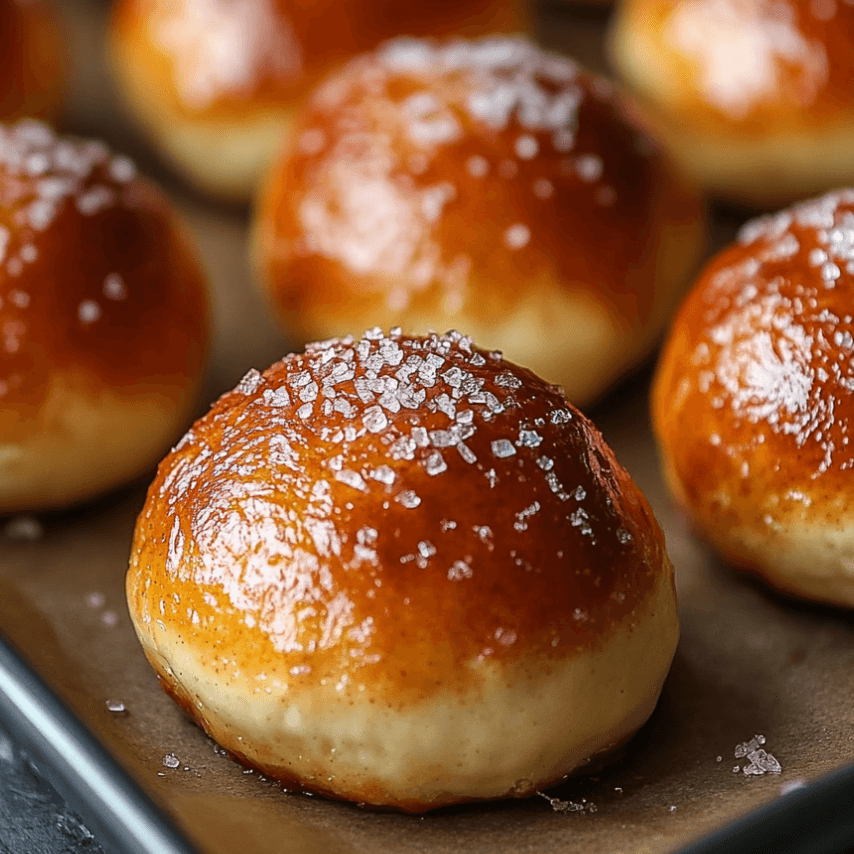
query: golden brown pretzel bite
[
  {"left": 654, "top": 188, "right": 854, "bottom": 606},
  {"left": 611, "top": 0, "right": 854, "bottom": 207},
  {"left": 128, "top": 328, "right": 679, "bottom": 812},
  {"left": 254, "top": 36, "right": 705, "bottom": 406},
  {"left": 0, "top": 121, "right": 211, "bottom": 513}
]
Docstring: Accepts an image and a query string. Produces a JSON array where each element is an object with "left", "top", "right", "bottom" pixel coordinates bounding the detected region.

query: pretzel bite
[
  {"left": 109, "top": 0, "right": 524, "bottom": 200},
  {"left": 128, "top": 328, "right": 678, "bottom": 811},
  {"left": 0, "top": 0, "right": 66, "bottom": 122},
  {"left": 610, "top": 0, "right": 854, "bottom": 207},
  {"left": 653, "top": 189, "right": 854, "bottom": 607},
  {"left": 253, "top": 36, "right": 705, "bottom": 407},
  {"left": 0, "top": 121, "right": 210, "bottom": 514}
]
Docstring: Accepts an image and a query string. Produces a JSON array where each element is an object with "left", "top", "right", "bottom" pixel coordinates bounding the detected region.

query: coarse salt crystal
[
  {"left": 515, "top": 134, "right": 539, "bottom": 160},
  {"left": 396, "top": 490, "right": 421, "bottom": 508},
  {"left": 102, "top": 273, "right": 127, "bottom": 300},
  {"left": 78, "top": 300, "right": 101, "bottom": 324},
  {"left": 424, "top": 451, "right": 447, "bottom": 475},
  {"left": 504, "top": 223, "right": 531, "bottom": 250},
  {"left": 491, "top": 439, "right": 516, "bottom": 457},
  {"left": 335, "top": 470, "right": 367, "bottom": 491},
  {"left": 576, "top": 154, "right": 603, "bottom": 182},
  {"left": 466, "top": 155, "right": 489, "bottom": 178}
]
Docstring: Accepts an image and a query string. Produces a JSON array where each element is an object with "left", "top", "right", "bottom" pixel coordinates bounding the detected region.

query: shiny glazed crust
[
  {"left": 253, "top": 36, "right": 705, "bottom": 406},
  {"left": 0, "top": 121, "right": 211, "bottom": 512},
  {"left": 128, "top": 328, "right": 679, "bottom": 811},
  {"left": 108, "top": 0, "right": 524, "bottom": 199},
  {"left": 0, "top": 0, "right": 66, "bottom": 122},
  {"left": 653, "top": 189, "right": 854, "bottom": 607},
  {"left": 610, "top": 0, "right": 854, "bottom": 206}
]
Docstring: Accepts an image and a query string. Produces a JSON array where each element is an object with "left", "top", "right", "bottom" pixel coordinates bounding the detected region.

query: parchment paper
[{"left": 1, "top": 2, "right": 852, "bottom": 852}]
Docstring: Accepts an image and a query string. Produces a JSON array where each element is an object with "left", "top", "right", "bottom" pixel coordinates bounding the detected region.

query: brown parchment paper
[{"left": 2, "top": 2, "right": 853, "bottom": 853}]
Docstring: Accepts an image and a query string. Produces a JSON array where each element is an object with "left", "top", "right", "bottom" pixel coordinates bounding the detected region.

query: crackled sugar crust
[
  {"left": 130, "top": 328, "right": 679, "bottom": 810},
  {"left": 654, "top": 189, "right": 854, "bottom": 606}
]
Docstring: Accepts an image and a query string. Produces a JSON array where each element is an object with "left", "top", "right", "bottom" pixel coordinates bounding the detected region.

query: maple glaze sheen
[
  {"left": 110, "top": 0, "right": 524, "bottom": 118},
  {"left": 128, "top": 330, "right": 678, "bottom": 809},
  {"left": 0, "top": 0, "right": 66, "bottom": 122},
  {"left": 254, "top": 37, "right": 705, "bottom": 405},
  {"left": 652, "top": 190, "right": 854, "bottom": 606}
]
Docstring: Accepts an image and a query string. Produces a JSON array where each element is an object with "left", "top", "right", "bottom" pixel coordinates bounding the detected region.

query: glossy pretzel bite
[
  {"left": 128, "top": 328, "right": 679, "bottom": 812},
  {"left": 253, "top": 36, "right": 706, "bottom": 407},
  {"left": 0, "top": 0, "right": 66, "bottom": 122},
  {"left": 0, "top": 121, "right": 210, "bottom": 514},
  {"left": 653, "top": 189, "right": 854, "bottom": 607},
  {"left": 109, "top": 0, "right": 524, "bottom": 200},
  {"left": 610, "top": 0, "right": 854, "bottom": 207}
]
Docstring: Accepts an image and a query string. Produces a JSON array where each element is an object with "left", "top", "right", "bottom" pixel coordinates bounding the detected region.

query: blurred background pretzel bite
[
  {"left": 109, "top": 0, "right": 525, "bottom": 200},
  {"left": 253, "top": 36, "right": 706, "bottom": 407},
  {"left": 0, "top": 121, "right": 211, "bottom": 513},
  {"left": 610, "top": 0, "right": 854, "bottom": 208}
]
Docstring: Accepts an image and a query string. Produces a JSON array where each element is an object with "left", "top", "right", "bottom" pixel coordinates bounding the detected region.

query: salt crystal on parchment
[{"left": 732, "top": 734, "right": 781, "bottom": 776}]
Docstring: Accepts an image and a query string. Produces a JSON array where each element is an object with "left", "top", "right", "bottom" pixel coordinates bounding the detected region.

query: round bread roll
[
  {"left": 653, "top": 188, "right": 854, "bottom": 608},
  {"left": 610, "top": 0, "right": 854, "bottom": 208},
  {"left": 128, "top": 328, "right": 679, "bottom": 812},
  {"left": 109, "top": 0, "right": 524, "bottom": 200},
  {"left": 253, "top": 36, "right": 706, "bottom": 407},
  {"left": 0, "top": 0, "right": 66, "bottom": 122},
  {"left": 0, "top": 120, "right": 210, "bottom": 514}
]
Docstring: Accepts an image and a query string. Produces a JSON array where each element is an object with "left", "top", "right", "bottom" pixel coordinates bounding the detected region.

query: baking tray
[{"left": 2, "top": 1, "right": 854, "bottom": 852}]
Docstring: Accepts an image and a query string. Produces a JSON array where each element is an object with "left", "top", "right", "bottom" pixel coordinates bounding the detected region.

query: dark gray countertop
[{"left": 0, "top": 723, "right": 105, "bottom": 854}]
